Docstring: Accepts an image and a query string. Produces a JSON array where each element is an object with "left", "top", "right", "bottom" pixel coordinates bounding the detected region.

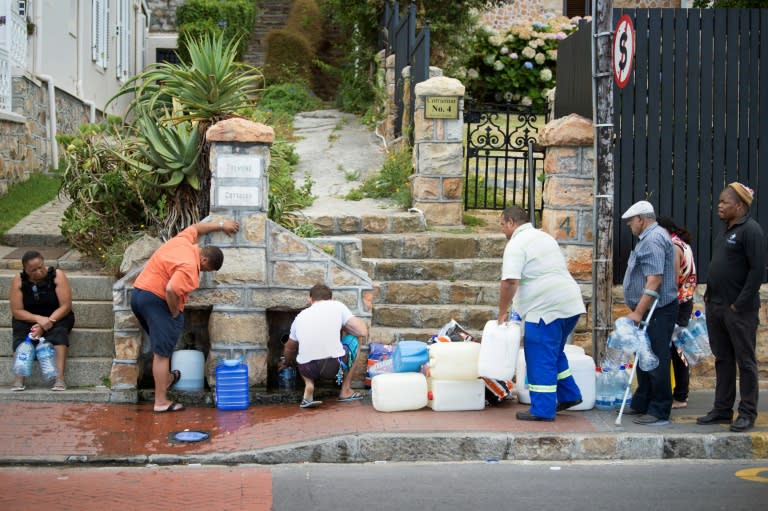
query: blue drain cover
[{"left": 171, "top": 430, "right": 210, "bottom": 443}]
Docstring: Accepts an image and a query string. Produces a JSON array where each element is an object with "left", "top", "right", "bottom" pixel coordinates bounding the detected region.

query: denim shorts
[{"left": 130, "top": 288, "right": 184, "bottom": 358}]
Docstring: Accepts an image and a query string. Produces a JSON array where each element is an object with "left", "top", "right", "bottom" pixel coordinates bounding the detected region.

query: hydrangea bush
[{"left": 454, "top": 16, "right": 582, "bottom": 107}]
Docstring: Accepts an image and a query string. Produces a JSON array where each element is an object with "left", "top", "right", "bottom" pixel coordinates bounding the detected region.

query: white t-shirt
[
  {"left": 501, "top": 223, "right": 585, "bottom": 324},
  {"left": 289, "top": 300, "right": 354, "bottom": 364}
]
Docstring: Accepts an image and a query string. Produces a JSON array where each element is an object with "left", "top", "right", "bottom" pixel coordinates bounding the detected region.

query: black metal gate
[{"left": 463, "top": 100, "right": 548, "bottom": 219}]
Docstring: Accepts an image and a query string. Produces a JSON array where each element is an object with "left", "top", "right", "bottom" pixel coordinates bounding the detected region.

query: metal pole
[
  {"left": 528, "top": 139, "right": 536, "bottom": 226},
  {"left": 591, "top": 0, "right": 615, "bottom": 362}
]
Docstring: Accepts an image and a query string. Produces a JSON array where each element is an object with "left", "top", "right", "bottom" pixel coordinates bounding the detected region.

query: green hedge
[
  {"left": 176, "top": 0, "right": 257, "bottom": 61},
  {"left": 285, "top": 0, "right": 324, "bottom": 51},
  {"left": 263, "top": 29, "right": 314, "bottom": 85}
]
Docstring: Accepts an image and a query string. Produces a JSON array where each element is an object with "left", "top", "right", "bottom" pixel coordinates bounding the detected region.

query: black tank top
[{"left": 20, "top": 267, "right": 60, "bottom": 316}]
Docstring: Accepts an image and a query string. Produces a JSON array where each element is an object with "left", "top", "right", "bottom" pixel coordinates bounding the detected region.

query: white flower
[
  {"left": 510, "top": 52, "right": 519, "bottom": 59},
  {"left": 489, "top": 35, "right": 504, "bottom": 46},
  {"left": 535, "top": 53, "right": 546, "bottom": 65},
  {"left": 467, "top": 68, "right": 479, "bottom": 79},
  {"left": 521, "top": 96, "right": 533, "bottom": 106},
  {"left": 522, "top": 47, "right": 536, "bottom": 59},
  {"left": 484, "top": 54, "right": 497, "bottom": 65},
  {"left": 494, "top": 60, "right": 505, "bottom": 71},
  {"left": 539, "top": 68, "right": 553, "bottom": 81},
  {"left": 500, "top": 46, "right": 509, "bottom": 55}
]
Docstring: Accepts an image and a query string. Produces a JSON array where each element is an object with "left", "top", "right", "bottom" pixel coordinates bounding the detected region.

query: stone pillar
[
  {"left": 411, "top": 76, "right": 465, "bottom": 226},
  {"left": 383, "top": 52, "right": 396, "bottom": 142}
]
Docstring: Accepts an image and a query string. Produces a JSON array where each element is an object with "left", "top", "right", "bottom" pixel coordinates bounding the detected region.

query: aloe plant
[{"left": 134, "top": 116, "right": 201, "bottom": 190}]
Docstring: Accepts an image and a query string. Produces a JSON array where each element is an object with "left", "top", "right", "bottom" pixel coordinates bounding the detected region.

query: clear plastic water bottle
[
  {"left": 13, "top": 335, "right": 35, "bottom": 377},
  {"left": 509, "top": 311, "right": 522, "bottom": 324},
  {"left": 601, "top": 334, "right": 626, "bottom": 371},
  {"left": 278, "top": 357, "right": 296, "bottom": 390},
  {"left": 613, "top": 365, "right": 629, "bottom": 408},
  {"left": 595, "top": 367, "right": 614, "bottom": 411},
  {"left": 688, "top": 310, "right": 712, "bottom": 358},
  {"left": 634, "top": 331, "right": 659, "bottom": 371},
  {"left": 35, "top": 338, "right": 58, "bottom": 381}
]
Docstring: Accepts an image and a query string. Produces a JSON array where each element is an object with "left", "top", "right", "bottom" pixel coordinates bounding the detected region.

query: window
[
  {"left": 564, "top": 0, "right": 591, "bottom": 17},
  {"left": 116, "top": 0, "right": 131, "bottom": 80},
  {"left": 17, "top": 0, "right": 27, "bottom": 17},
  {"left": 156, "top": 48, "right": 181, "bottom": 65},
  {"left": 92, "top": 0, "right": 109, "bottom": 69}
]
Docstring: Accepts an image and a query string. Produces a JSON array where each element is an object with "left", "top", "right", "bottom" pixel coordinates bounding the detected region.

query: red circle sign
[{"left": 613, "top": 15, "right": 635, "bottom": 89}]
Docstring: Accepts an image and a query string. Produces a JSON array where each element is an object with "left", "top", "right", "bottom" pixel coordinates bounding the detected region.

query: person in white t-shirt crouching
[{"left": 279, "top": 283, "right": 369, "bottom": 408}]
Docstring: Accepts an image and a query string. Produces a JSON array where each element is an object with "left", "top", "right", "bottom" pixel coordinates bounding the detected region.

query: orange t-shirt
[{"left": 133, "top": 227, "right": 200, "bottom": 312}]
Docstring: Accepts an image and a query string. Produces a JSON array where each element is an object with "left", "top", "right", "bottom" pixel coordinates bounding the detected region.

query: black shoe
[
  {"left": 516, "top": 410, "right": 554, "bottom": 422},
  {"left": 632, "top": 414, "right": 670, "bottom": 426},
  {"left": 729, "top": 415, "right": 755, "bottom": 432},
  {"left": 556, "top": 399, "right": 582, "bottom": 412},
  {"left": 618, "top": 407, "right": 643, "bottom": 416},
  {"left": 696, "top": 411, "right": 733, "bottom": 425}
]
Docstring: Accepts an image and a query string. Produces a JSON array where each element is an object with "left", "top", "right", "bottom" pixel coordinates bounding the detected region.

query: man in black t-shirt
[{"left": 697, "top": 182, "right": 766, "bottom": 433}]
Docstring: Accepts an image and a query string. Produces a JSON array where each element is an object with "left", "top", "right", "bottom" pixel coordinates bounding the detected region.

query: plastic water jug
[
  {"left": 392, "top": 340, "right": 429, "bottom": 373},
  {"left": 13, "top": 335, "right": 35, "bottom": 377},
  {"left": 516, "top": 347, "right": 596, "bottom": 411},
  {"left": 427, "top": 378, "right": 485, "bottom": 411},
  {"left": 428, "top": 342, "right": 481, "bottom": 380},
  {"left": 215, "top": 360, "right": 249, "bottom": 411},
  {"left": 35, "top": 339, "right": 58, "bottom": 381},
  {"left": 371, "top": 372, "right": 428, "bottom": 412},
  {"left": 171, "top": 350, "right": 205, "bottom": 391},
  {"left": 477, "top": 320, "right": 521, "bottom": 381}
]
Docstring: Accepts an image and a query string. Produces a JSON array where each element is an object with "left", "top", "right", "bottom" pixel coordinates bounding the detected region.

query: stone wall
[
  {"left": 0, "top": 76, "right": 91, "bottom": 193},
  {"left": 537, "top": 113, "right": 768, "bottom": 389},
  {"left": 147, "top": 0, "right": 188, "bottom": 32}
]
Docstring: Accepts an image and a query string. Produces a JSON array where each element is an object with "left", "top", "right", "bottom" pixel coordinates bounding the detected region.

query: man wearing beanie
[{"left": 697, "top": 182, "right": 766, "bottom": 432}]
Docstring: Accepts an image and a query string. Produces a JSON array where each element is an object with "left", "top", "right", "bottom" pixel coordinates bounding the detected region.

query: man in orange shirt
[{"left": 131, "top": 218, "right": 239, "bottom": 412}]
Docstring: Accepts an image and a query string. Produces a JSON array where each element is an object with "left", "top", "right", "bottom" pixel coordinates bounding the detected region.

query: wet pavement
[{"left": 0, "top": 390, "right": 766, "bottom": 465}]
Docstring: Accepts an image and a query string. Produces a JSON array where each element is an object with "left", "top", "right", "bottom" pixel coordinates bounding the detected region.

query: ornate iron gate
[{"left": 463, "top": 100, "right": 548, "bottom": 219}]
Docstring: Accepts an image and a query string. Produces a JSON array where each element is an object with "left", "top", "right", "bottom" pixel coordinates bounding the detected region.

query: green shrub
[
  {"left": 257, "top": 82, "right": 324, "bottom": 117},
  {"left": 347, "top": 144, "right": 412, "bottom": 209},
  {"left": 263, "top": 29, "right": 315, "bottom": 85},
  {"left": 456, "top": 17, "right": 579, "bottom": 106},
  {"left": 176, "top": 0, "right": 257, "bottom": 61},
  {"left": 286, "top": 0, "right": 324, "bottom": 51}
]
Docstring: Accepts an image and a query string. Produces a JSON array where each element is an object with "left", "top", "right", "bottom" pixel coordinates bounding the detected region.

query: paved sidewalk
[{"left": 0, "top": 390, "right": 765, "bottom": 465}]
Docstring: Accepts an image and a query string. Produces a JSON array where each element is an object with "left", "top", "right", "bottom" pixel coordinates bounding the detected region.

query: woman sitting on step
[{"left": 9, "top": 250, "right": 75, "bottom": 391}]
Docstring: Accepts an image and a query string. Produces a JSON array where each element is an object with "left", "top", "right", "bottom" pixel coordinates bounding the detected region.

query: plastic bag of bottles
[
  {"left": 367, "top": 357, "right": 394, "bottom": 377},
  {"left": 634, "top": 330, "right": 659, "bottom": 371},
  {"left": 35, "top": 338, "right": 58, "bottom": 381},
  {"left": 13, "top": 335, "right": 36, "bottom": 377},
  {"left": 435, "top": 319, "right": 474, "bottom": 342}
]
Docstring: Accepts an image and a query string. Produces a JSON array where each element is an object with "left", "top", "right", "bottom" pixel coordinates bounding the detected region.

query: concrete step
[
  {"left": 363, "top": 258, "right": 500, "bottom": 281},
  {"left": 368, "top": 326, "right": 483, "bottom": 345},
  {"left": 374, "top": 280, "right": 499, "bottom": 306},
  {"left": 0, "top": 272, "right": 115, "bottom": 301},
  {"left": 0, "top": 386, "right": 114, "bottom": 403},
  {"left": 0, "top": 246, "right": 107, "bottom": 272},
  {"left": 0, "top": 300, "right": 114, "bottom": 329},
  {"left": 0, "top": 356, "right": 113, "bottom": 388},
  {"left": 372, "top": 303, "right": 495, "bottom": 330},
  {"left": 0, "top": 327, "right": 114, "bottom": 357},
  {"left": 359, "top": 232, "right": 506, "bottom": 259},
  {"left": 301, "top": 212, "right": 427, "bottom": 235}
]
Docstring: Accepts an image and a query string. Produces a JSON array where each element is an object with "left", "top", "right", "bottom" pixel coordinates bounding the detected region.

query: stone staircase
[
  {"left": 0, "top": 252, "right": 115, "bottom": 400},
  {"left": 243, "top": 0, "right": 293, "bottom": 67}
]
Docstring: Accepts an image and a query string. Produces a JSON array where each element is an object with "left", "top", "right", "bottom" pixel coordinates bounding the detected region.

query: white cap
[{"left": 621, "top": 200, "right": 655, "bottom": 219}]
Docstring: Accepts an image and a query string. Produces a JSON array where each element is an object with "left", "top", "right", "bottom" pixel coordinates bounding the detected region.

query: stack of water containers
[
  {"left": 427, "top": 338, "right": 484, "bottom": 411},
  {"left": 371, "top": 340, "right": 430, "bottom": 412},
  {"left": 594, "top": 364, "right": 631, "bottom": 411}
]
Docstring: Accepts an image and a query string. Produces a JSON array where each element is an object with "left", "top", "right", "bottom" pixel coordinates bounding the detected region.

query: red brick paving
[
  {"left": 0, "top": 465, "right": 272, "bottom": 511},
  {"left": 0, "top": 400, "right": 594, "bottom": 458}
]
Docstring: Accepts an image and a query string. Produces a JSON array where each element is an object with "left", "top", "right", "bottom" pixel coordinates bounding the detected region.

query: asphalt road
[{"left": 1, "top": 460, "right": 765, "bottom": 510}]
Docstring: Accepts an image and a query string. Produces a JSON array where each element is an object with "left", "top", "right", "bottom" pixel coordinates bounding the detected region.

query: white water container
[
  {"left": 428, "top": 342, "right": 481, "bottom": 380},
  {"left": 372, "top": 372, "right": 428, "bottom": 412},
  {"left": 516, "top": 347, "right": 596, "bottom": 411},
  {"left": 478, "top": 320, "right": 521, "bottom": 380},
  {"left": 427, "top": 378, "right": 486, "bottom": 411},
  {"left": 171, "top": 350, "right": 205, "bottom": 392}
]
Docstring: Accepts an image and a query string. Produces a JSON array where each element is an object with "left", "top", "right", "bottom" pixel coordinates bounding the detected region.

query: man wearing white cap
[
  {"left": 697, "top": 182, "right": 765, "bottom": 432},
  {"left": 620, "top": 200, "right": 679, "bottom": 426}
]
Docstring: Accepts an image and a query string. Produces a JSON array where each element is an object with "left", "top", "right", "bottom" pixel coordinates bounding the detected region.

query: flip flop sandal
[
  {"left": 299, "top": 399, "right": 322, "bottom": 409},
  {"left": 51, "top": 381, "right": 67, "bottom": 391},
  {"left": 154, "top": 401, "right": 185, "bottom": 413},
  {"left": 337, "top": 392, "right": 364, "bottom": 402},
  {"left": 11, "top": 384, "right": 25, "bottom": 392},
  {"left": 168, "top": 370, "right": 181, "bottom": 390}
]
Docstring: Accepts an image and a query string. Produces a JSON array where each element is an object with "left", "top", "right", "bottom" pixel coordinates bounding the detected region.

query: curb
[{"left": 1, "top": 432, "right": 765, "bottom": 467}]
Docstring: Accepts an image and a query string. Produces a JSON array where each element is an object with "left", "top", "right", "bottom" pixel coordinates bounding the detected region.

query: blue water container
[
  {"left": 215, "top": 360, "right": 249, "bottom": 411},
  {"left": 392, "top": 340, "right": 429, "bottom": 373}
]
